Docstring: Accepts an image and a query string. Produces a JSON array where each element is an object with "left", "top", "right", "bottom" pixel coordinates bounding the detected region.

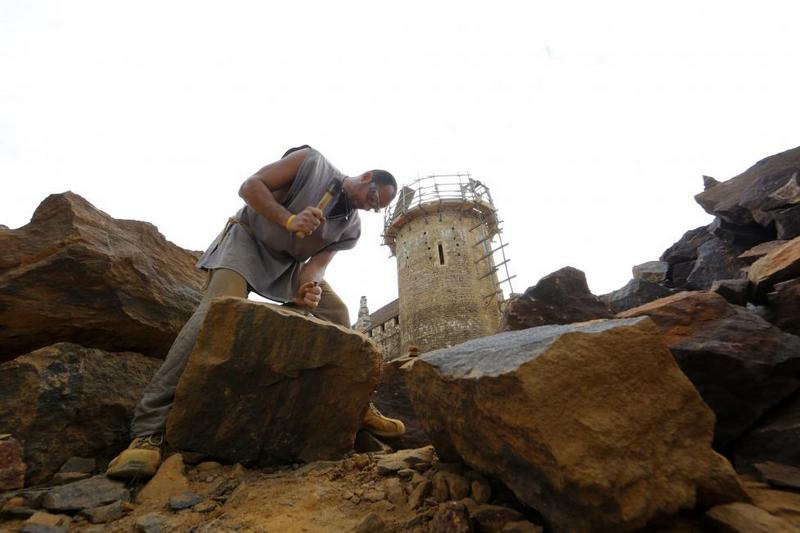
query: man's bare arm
[
  {"left": 238, "top": 149, "right": 324, "bottom": 233},
  {"left": 294, "top": 249, "right": 337, "bottom": 309}
]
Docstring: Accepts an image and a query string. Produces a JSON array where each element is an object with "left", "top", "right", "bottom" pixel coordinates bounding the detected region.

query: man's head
[{"left": 346, "top": 170, "right": 397, "bottom": 212}]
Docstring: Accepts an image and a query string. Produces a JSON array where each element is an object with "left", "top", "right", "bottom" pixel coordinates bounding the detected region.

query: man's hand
[
  {"left": 287, "top": 207, "right": 325, "bottom": 235},
  {"left": 294, "top": 281, "right": 322, "bottom": 309}
]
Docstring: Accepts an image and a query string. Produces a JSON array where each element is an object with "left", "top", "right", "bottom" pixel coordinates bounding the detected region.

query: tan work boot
[
  {"left": 361, "top": 403, "right": 405, "bottom": 438},
  {"left": 106, "top": 433, "right": 164, "bottom": 479}
]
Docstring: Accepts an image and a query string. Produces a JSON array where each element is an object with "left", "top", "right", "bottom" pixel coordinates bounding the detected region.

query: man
[{"left": 107, "top": 145, "right": 404, "bottom": 479}]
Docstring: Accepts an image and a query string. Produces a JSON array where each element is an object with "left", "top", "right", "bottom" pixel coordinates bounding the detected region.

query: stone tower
[{"left": 383, "top": 174, "right": 512, "bottom": 355}]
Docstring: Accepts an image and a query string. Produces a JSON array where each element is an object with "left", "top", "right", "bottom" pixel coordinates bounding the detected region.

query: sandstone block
[
  {"left": 705, "top": 502, "right": 796, "bottom": 532},
  {"left": 406, "top": 317, "right": 742, "bottom": 533},
  {"left": 166, "top": 298, "right": 382, "bottom": 465},
  {"left": 0, "top": 343, "right": 160, "bottom": 484},
  {"left": 619, "top": 291, "right": 800, "bottom": 446},
  {"left": 137, "top": 454, "right": 190, "bottom": 506},
  {"left": 632, "top": 260, "right": 669, "bottom": 283},
  {"left": 749, "top": 236, "right": 800, "bottom": 299},
  {"left": 0, "top": 192, "right": 205, "bottom": 361}
]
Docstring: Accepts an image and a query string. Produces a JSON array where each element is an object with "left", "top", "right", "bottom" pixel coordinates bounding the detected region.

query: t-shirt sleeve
[{"left": 323, "top": 218, "right": 361, "bottom": 252}]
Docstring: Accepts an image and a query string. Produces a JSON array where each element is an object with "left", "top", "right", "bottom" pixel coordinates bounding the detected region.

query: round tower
[{"left": 383, "top": 174, "right": 510, "bottom": 355}]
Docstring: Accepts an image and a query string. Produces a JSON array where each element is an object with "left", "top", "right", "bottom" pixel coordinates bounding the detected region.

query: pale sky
[{"left": 2, "top": 1, "right": 799, "bottom": 324}]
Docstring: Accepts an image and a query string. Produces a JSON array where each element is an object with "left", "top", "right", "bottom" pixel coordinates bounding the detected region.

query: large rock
[
  {"left": 632, "top": 260, "right": 669, "bottom": 284},
  {"left": 661, "top": 226, "right": 713, "bottom": 265},
  {"left": 166, "top": 297, "right": 382, "bottom": 466},
  {"left": 372, "top": 356, "right": 430, "bottom": 449},
  {"left": 619, "top": 291, "right": 800, "bottom": 447},
  {"left": 0, "top": 192, "right": 205, "bottom": 361},
  {"left": 0, "top": 343, "right": 160, "bottom": 485},
  {"left": 0, "top": 434, "right": 25, "bottom": 491},
  {"left": 685, "top": 235, "right": 748, "bottom": 290},
  {"left": 599, "top": 278, "right": 673, "bottom": 313},
  {"left": 406, "top": 317, "right": 741, "bottom": 533},
  {"left": 765, "top": 278, "right": 800, "bottom": 335},
  {"left": 748, "top": 236, "right": 800, "bottom": 300},
  {"left": 695, "top": 146, "right": 800, "bottom": 229},
  {"left": 41, "top": 475, "right": 129, "bottom": 512},
  {"left": 498, "top": 267, "right": 612, "bottom": 332},
  {"left": 734, "top": 391, "right": 800, "bottom": 473}
]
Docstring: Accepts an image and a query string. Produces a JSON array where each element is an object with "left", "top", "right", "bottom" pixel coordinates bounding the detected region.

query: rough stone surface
[
  {"left": 135, "top": 513, "right": 167, "bottom": 533},
  {"left": 710, "top": 279, "right": 750, "bottom": 306},
  {"left": 498, "top": 267, "right": 612, "bottom": 332},
  {"left": 748, "top": 236, "right": 800, "bottom": 299},
  {"left": 372, "top": 355, "right": 430, "bottom": 450},
  {"left": 79, "top": 500, "right": 125, "bottom": 524},
  {"left": 0, "top": 434, "right": 25, "bottom": 491},
  {"left": 21, "top": 511, "right": 71, "bottom": 532},
  {"left": 409, "top": 479, "right": 432, "bottom": 510},
  {"left": 775, "top": 204, "right": 800, "bottom": 239},
  {"left": 694, "top": 146, "right": 800, "bottom": 228},
  {"left": 744, "top": 479, "right": 800, "bottom": 529},
  {"left": 632, "top": 260, "right": 669, "bottom": 283},
  {"left": 734, "top": 391, "right": 800, "bottom": 473},
  {"left": 765, "top": 278, "right": 800, "bottom": 335},
  {"left": 57, "top": 456, "right": 95, "bottom": 475},
  {"left": 599, "top": 278, "right": 673, "bottom": 314},
  {"left": 705, "top": 502, "right": 796, "bottom": 532},
  {"left": 166, "top": 298, "right": 382, "bottom": 466},
  {"left": 376, "top": 447, "right": 435, "bottom": 475},
  {"left": 661, "top": 226, "right": 713, "bottom": 265},
  {"left": 685, "top": 236, "right": 748, "bottom": 290},
  {"left": 41, "top": 475, "right": 128, "bottom": 512},
  {"left": 754, "top": 462, "right": 800, "bottom": 491},
  {"left": 353, "top": 512, "right": 386, "bottom": 533},
  {"left": 429, "top": 501, "right": 471, "bottom": 533},
  {"left": 471, "top": 505, "right": 525, "bottom": 533},
  {"left": 406, "top": 317, "right": 741, "bottom": 533},
  {"left": 0, "top": 343, "right": 160, "bottom": 485},
  {"left": 738, "top": 240, "right": 789, "bottom": 264},
  {"left": 619, "top": 291, "right": 800, "bottom": 446},
  {"left": 137, "top": 454, "right": 190, "bottom": 505},
  {"left": 0, "top": 191, "right": 205, "bottom": 361},
  {"left": 169, "top": 491, "right": 203, "bottom": 511}
]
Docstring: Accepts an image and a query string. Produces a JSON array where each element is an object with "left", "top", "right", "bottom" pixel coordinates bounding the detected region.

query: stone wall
[{"left": 366, "top": 316, "right": 402, "bottom": 360}]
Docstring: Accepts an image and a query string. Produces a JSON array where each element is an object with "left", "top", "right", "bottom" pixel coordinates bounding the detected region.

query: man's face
[{"left": 356, "top": 175, "right": 396, "bottom": 212}]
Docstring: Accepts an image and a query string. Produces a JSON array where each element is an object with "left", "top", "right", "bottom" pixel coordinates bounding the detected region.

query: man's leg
[
  {"left": 107, "top": 268, "right": 248, "bottom": 478},
  {"left": 310, "top": 281, "right": 406, "bottom": 438}
]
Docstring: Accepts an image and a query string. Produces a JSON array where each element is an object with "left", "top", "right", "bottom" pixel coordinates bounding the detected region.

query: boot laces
[{"left": 132, "top": 433, "right": 164, "bottom": 451}]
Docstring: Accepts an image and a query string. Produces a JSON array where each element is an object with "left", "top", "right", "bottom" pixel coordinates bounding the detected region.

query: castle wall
[
  {"left": 393, "top": 206, "right": 501, "bottom": 354},
  {"left": 367, "top": 317, "right": 402, "bottom": 361}
]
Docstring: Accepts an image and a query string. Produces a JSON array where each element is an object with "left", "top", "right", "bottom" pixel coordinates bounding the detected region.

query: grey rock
[
  {"left": 775, "top": 205, "right": 800, "bottom": 239},
  {"left": 703, "top": 175, "right": 720, "bottom": 190},
  {"left": 41, "top": 475, "right": 129, "bottom": 512},
  {"left": 753, "top": 462, "right": 800, "bottom": 491},
  {"left": 661, "top": 226, "right": 712, "bottom": 264},
  {"left": 734, "top": 391, "right": 800, "bottom": 473},
  {"left": 710, "top": 279, "right": 750, "bottom": 306},
  {"left": 686, "top": 236, "right": 748, "bottom": 290},
  {"left": 51, "top": 472, "right": 92, "bottom": 485},
  {"left": 765, "top": 278, "right": 800, "bottom": 335},
  {"left": 18, "top": 525, "right": 67, "bottom": 533},
  {"left": 632, "top": 261, "right": 669, "bottom": 284},
  {"left": 80, "top": 500, "right": 125, "bottom": 524},
  {"left": 599, "top": 278, "right": 672, "bottom": 313},
  {"left": 709, "top": 217, "right": 774, "bottom": 248},
  {"left": 169, "top": 491, "right": 203, "bottom": 511},
  {"left": 57, "top": 457, "right": 95, "bottom": 475},
  {"left": 136, "top": 513, "right": 168, "bottom": 533}
]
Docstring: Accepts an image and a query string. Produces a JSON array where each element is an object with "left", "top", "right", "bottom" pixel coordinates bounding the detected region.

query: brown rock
[
  {"left": 686, "top": 235, "right": 749, "bottom": 290},
  {"left": 498, "top": 267, "right": 612, "bottom": 332},
  {"left": 409, "top": 479, "right": 432, "bottom": 510},
  {"left": 354, "top": 512, "right": 386, "bottom": 533},
  {"left": 705, "top": 502, "right": 796, "bottom": 532},
  {"left": 406, "top": 317, "right": 742, "bottom": 533},
  {"left": 738, "top": 240, "right": 789, "bottom": 264},
  {"left": 661, "top": 225, "right": 713, "bottom": 265},
  {"left": 748, "top": 236, "right": 800, "bottom": 298},
  {"left": 619, "top": 291, "right": 800, "bottom": 446},
  {"left": 599, "top": 278, "right": 673, "bottom": 313},
  {"left": 372, "top": 355, "right": 431, "bottom": 449},
  {"left": 429, "top": 501, "right": 472, "bottom": 533},
  {"left": 0, "top": 433, "right": 24, "bottom": 491},
  {"left": 632, "top": 260, "right": 669, "bottom": 283},
  {"left": 23, "top": 511, "right": 71, "bottom": 530},
  {"left": 501, "top": 521, "right": 543, "bottom": 533},
  {"left": 137, "top": 454, "right": 190, "bottom": 505},
  {"left": 696, "top": 451, "right": 752, "bottom": 508},
  {"left": 744, "top": 479, "right": 800, "bottom": 529},
  {"left": 0, "top": 343, "right": 160, "bottom": 484},
  {"left": 470, "top": 479, "right": 491, "bottom": 505},
  {"left": 471, "top": 504, "right": 524, "bottom": 533},
  {"left": 79, "top": 500, "right": 125, "bottom": 524},
  {"left": 754, "top": 462, "right": 800, "bottom": 491},
  {"left": 710, "top": 279, "right": 750, "bottom": 306},
  {"left": 765, "top": 278, "right": 800, "bottom": 335},
  {"left": 375, "top": 446, "right": 435, "bottom": 475},
  {"left": 0, "top": 192, "right": 205, "bottom": 361},
  {"left": 384, "top": 477, "right": 406, "bottom": 506},
  {"left": 431, "top": 472, "right": 450, "bottom": 503},
  {"left": 166, "top": 298, "right": 382, "bottom": 466}
]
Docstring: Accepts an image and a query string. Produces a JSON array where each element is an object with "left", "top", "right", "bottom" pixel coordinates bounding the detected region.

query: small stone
[
  {"left": 472, "top": 504, "right": 525, "bottom": 533},
  {"left": 371, "top": 500, "right": 395, "bottom": 513},
  {"left": 22, "top": 511, "right": 72, "bottom": 530},
  {"left": 342, "top": 490, "right": 355, "bottom": 500},
  {"left": 409, "top": 479, "right": 432, "bottom": 509},
  {"left": 397, "top": 468, "right": 415, "bottom": 481},
  {"left": 502, "top": 520, "right": 544, "bottom": 533},
  {"left": 471, "top": 478, "right": 492, "bottom": 504},
  {"left": 0, "top": 434, "right": 25, "bottom": 491},
  {"left": 431, "top": 472, "right": 450, "bottom": 502},
  {"left": 410, "top": 471, "right": 427, "bottom": 488},
  {"left": 362, "top": 488, "right": 386, "bottom": 503},
  {"left": 80, "top": 500, "right": 125, "bottom": 524},
  {"left": 384, "top": 477, "right": 407, "bottom": 506},
  {"left": 57, "top": 457, "right": 96, "bottom": 475},
  {"left": 42, "top": 475, "right": 129, "bottom": 512},
  {"left": 351, "top": 496, "right": 361, "bottom": 505},
  {"left": 429, "top": 501, "right": 471, "bottom": 533},
  {"left": 169, "top": 491, "right": 203, "bottom": 511},
  {"left": 196, "top": 461, "right": 221, "bottom": 472},
  {"left": 137, "top": 454, "right": 189, "bottom": 505},
  {"left": 375, "top": 446, "right": 435, "bottom": 475},
  {"left": 51, "top": 471, "right": 92, "bottom": 485},
  {"left": 352, "top": 453, "right": 371, "bottom": 470},
  {"left": 354, "top": 512, "right": 385, "bottom": 533},
  {"left": 204, "top": 475, "right": 215, "bottom": 483},
  {"left": 705, "top": 502, "right": 796, "bottom": 532},
  {"left": 3, "top": 495, "right": 24, "bottom": 508},
  {"left": 192, "top": 500, "right": 217, "bottom": 513},
  {"left": 444, "top": 472, "right": 470, "bottom": 500},
  {"left": 136, "top": 512, "right": 168, "bottom": 533},
  {"left": 354, "top": 488, "right": 364, "bottom": 497}
]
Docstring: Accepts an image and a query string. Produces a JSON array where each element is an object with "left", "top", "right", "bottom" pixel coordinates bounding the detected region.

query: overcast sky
[{"left": 2, "top": 1, "right": 799, "bottom": 323}]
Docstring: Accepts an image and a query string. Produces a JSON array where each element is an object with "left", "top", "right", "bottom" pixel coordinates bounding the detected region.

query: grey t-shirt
[{"left": 196, "top": 149, "right": 361, "bottom": 302}]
